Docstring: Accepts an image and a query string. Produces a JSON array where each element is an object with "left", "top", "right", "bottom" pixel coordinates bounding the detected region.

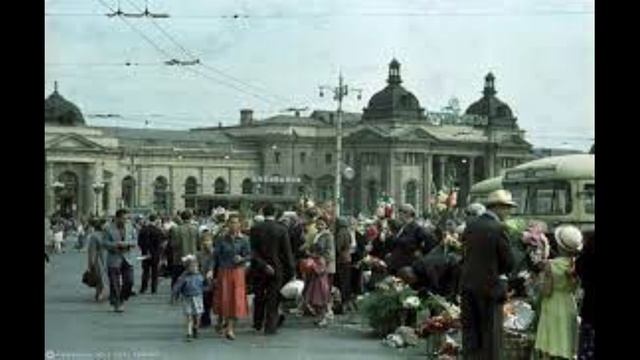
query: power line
[
  {"left": 93, "top": 0, "right": 284, "bottom": 107},
  {"left": 45, "top": 10, "right": 595, "bottom": 19},
  {"left": 122, "top": 0, "right": 296, "bottom": 105}
]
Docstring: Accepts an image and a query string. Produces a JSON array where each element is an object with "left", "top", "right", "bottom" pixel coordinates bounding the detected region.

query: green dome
[{"left": 44, "top": 84, "right": 85, "bottom": 126}]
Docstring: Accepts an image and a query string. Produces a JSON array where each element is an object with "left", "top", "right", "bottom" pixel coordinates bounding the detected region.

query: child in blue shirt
[{"left": 172, "top": 254, "right": 205, "bottom": 341}]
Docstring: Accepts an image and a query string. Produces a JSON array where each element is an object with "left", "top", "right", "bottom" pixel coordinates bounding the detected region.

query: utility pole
[{"left": 319, "top": 72, "right": 362, "bottom": 218}]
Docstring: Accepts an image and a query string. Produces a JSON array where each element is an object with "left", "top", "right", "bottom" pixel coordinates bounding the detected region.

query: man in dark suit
[
  {"left": 460, "top": 190, "right": 516, "bottom": 360},
  {"left": 250, "top": 203, "right": 295, "bottom": 335},
  {"left": 138, "top": 214, "right": 166, "bottom": 294},
  {"left": 387, "top": 204, "right": 438, "bottom": 275}
]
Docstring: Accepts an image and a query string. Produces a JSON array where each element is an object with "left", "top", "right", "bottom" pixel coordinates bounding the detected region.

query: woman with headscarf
[{"left": 86, "top": 217, "right": 108, "bottom": 302}]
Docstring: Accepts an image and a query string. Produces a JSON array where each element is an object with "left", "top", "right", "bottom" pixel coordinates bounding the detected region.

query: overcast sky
[{"left": 45, "top": 0, "right": 594, "bottom": 150}]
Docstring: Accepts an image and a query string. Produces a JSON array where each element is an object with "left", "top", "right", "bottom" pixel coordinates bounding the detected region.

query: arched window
[
  {"left": 58, "top": 171, "right": 79, "bottom": 216},
  {"left": 242, "top": 178, "right": 253, "bottom": 195},
  {"left": 121, "top": 176, "right": 135, "bottom": 209},
  {"left": 184, "top": 177, "right": 198, "bottom": 209},
  {"left": 367, "top": 179, "right": 378, "bottom": 211},
  {"left": 404, "top": 180, "right": 418, "bottom": 208},
  {"left": 214, "top": 177, "right": 227, "bottom": 194},
  {"left": 153, "top": 176, "right": 169, "bottom": 212}
]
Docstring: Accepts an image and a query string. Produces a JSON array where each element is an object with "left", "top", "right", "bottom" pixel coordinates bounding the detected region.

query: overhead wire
[
  {"left": 122, "top": 0, "right": 297, "bottom": 105},
  {"left": 92, "top": 0, "right": 284, "bottom": 108}
]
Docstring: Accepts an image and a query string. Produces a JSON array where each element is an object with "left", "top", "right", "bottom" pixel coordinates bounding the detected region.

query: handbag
[{"left": 82, "top": 268, "right": 98, "bottom": 288}]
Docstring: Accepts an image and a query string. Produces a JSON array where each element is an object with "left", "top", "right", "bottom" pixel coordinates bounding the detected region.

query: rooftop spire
[
  {"left": 54, "top": 81, "right": 59, "bottom": 93},
  {"left": 387, "top": 58, "right": 402, "bottom": 85},
  {"left": 483, "top": 72, "right": 496, "bottom": 97}
]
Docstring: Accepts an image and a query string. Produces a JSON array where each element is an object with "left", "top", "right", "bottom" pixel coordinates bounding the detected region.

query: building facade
[{"left": 45, "top": 60, "right": 533, "bottom": 218}]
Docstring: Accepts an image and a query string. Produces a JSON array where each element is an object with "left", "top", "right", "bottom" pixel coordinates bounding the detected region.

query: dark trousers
[
  {"left": 108, "top": 262, "right": 134, "bottom": 307},
  {"left": 140, "top": 254, "right": 160, "bottom": 293},
  {"left": 461, "top": 289, "right": 503, "bottom": 360},
  {"left": 335, "top": 262, "right": 352, "bottom": 305},
  {"left": 200, "top": 290, "right": 213, "bottom": 327},
  {"left": 171, "top": 264, "right": 185, "bottom": 289},
  {"left": 252, "top": 272, "right": 282, "bottom": 333}
]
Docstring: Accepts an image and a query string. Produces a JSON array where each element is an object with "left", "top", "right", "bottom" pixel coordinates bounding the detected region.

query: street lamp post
[
  {"left": 319, "top": 72, "right": 362, "bottom": 218},
  {"left": 92, "top": 182, "right": 105, "bottom": 216}
]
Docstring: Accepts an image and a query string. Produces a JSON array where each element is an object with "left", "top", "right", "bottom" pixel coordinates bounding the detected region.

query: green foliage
[{"left": 358, "top": 287, "right": 420, "bottom": 336}]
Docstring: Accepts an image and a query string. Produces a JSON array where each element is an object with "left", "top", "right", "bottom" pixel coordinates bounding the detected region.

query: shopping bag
[
  {"left": 280, "top": 279, "right": 305, "bottom": 299},
  {"left": 82, "top": 268, "right": 98, "bottom": 288}
]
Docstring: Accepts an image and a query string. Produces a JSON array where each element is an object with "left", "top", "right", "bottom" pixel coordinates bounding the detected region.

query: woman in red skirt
[{"left": 212, "top": 214, "right": 251, "bottom": 340}]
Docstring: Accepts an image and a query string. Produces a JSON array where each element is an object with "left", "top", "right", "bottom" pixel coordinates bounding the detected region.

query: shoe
[
  {"left": 225, "top": 331, "right": 236, "bottom": 340},
  {"left": 139, "top": 288, "right": 147, "bottom": 295},
  {"left": 214, "top": 323, "right": 225, "bottom": 335},
  {"left": 264, "top": 329, "right": 278, "bottom": 336},
  {"left": 185, "top": 334, "right": 193, "bottom": 342},
  {"left": 316, "top": 318, "right": 328, "bottom": 328},
  {"left": 252, "top": 323, "right": 263, "bottom": 332},
  {"left": 114, "top": 305, "right": 124, "bottom": 313}
]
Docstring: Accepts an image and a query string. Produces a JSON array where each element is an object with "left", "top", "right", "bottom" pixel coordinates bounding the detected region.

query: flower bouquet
[{"left": 358, "top": 276, "right": 423, "bottom": 337}]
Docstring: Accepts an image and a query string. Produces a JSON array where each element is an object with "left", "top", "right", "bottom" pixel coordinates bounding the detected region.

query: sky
[{"left": 45, "top": 0, "right": 595, "bottom": 151}]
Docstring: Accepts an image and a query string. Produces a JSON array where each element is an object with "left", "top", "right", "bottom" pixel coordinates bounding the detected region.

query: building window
[
  {"left": 121, "top": 176, "right": 135, "bottom": 209},
  {"left": 184, "top": 177, "right": 198, "bottom": 209},
  {"left": 214, "top": 177, "right": 227, "bottom": 194},
  {"left": 242, "top": 178, "right": 253, "bottom": 195},
  {"left": 404, "top": 181, "right": 418, "bottom": 207},
  {"left": 300, "top": 152, "right": 306, "bottom": 164},
  {"left": 153, "top": 176, "right": 169, "bottom": 213},
  {"left": 271, "top": 185, "right": 284, "bottom": 196},
  {"left": 367, "top": 180, "right": 378, "bottom": 211},
  {"left": 274, "top": 152, "right": 281, "bottom": 164},
  {"left": 325, "top": 153, "right": 332, "bottom": 164}
]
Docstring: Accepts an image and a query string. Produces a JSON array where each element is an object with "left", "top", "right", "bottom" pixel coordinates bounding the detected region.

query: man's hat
[{"left": 485, "top": 190, "right": 517, "bottom": 207}]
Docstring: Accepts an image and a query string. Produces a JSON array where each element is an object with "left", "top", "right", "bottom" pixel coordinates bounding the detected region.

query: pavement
[{"left": 45, "top": 250, "right": 426, "bottom": 360}]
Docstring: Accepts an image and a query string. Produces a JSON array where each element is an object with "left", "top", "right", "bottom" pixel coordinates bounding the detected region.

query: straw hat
[
  {"left": 486, "top": 190, "right": 517, "bottom": 207},
  {"left": 554, "top": 225, "right": 583, "bottom": 254}
]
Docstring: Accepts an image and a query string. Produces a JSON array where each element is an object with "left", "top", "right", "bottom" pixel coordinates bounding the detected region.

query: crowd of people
[{"left": 44, "top": 191, "right": 595, "bottom": 359}]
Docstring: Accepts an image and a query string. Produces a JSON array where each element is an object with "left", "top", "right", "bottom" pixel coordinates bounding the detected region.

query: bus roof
[
  {"left": 505, "top": 154, "right": 594, "bottom": 181},
  {"left": 471, "top": 176, "right": 503, "bottom": 193}
]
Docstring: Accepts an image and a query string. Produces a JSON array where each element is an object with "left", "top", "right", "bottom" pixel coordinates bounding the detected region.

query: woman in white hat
[{"left": 534, "top": 225, "right": 583, "bottom": 360}]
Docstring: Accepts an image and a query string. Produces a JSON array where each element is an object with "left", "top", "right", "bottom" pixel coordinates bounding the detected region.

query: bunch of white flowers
[{"left": 402, "top": 296, "right": 421, "bottom": 309}]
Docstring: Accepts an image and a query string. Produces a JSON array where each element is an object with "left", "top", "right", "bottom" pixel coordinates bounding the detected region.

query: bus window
[
  {"left": 509, "top": 187, "right": 528, "bottom": 215},
  {"left": 529, "top": 181, "right": 572, "bottom": 215},
  {"left": 583, "top": 184, "right": 595, "bottom": 214}
]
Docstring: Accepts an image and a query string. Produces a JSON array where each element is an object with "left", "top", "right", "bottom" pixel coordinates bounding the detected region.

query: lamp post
[
  {"left": 92, "top": 182, "right": 105, "bottom": 216},
  {"left": 319, "top": 72, "right": 362, "bottom": 218}
]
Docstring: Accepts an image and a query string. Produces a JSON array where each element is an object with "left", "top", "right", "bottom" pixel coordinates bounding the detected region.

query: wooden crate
[{"left": 503, "top": 330, "right": 534, "bottom": 360}]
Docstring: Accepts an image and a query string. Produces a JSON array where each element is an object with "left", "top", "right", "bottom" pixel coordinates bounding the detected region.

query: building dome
[
  {"left": 362, "top": 59, "right": 426, "bottom": 121},
  {"left": 465, "top": 73, "right": 515, "bottom": 127},
  {"left": 44, "top": 82, "right": 85, "bottom": 126}
]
